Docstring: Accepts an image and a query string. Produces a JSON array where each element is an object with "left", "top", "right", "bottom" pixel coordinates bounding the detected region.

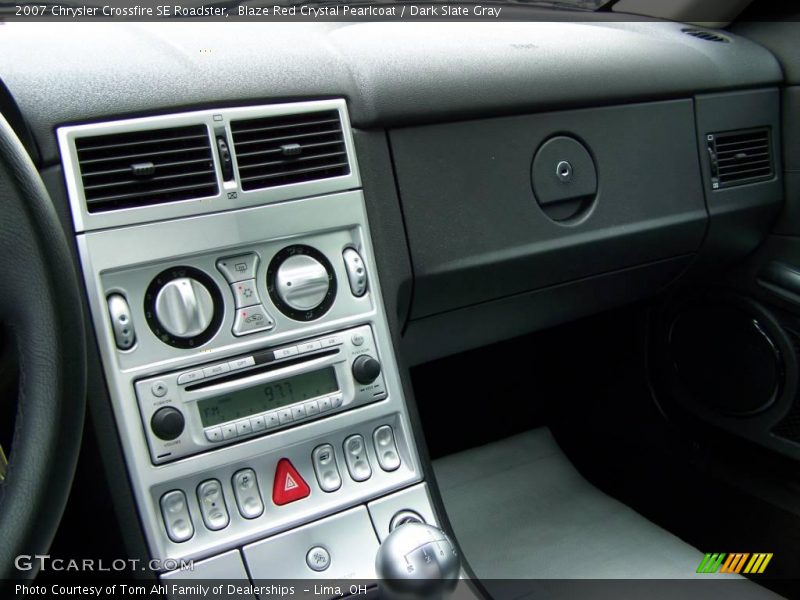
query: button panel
[
  {"left": 373, "top": 425, "right": 401, "bottom": 472},
  {"left": 153, "top": 418, "right": 414, "bottom": 552},
  {"left": 232, "top": 468, "right": 264, "bottom": 519},
  {"left": 197, "top": 479, "right": 230, "bottom": 531},
  {"left": 160, "top": 490, "right": 194, "bottom": 543},
  {"left": 312, "top": 444, "right": 342, "bottom": 493},
  {"left": 343, "top": 434, "right": 372, "bottom": 482}
]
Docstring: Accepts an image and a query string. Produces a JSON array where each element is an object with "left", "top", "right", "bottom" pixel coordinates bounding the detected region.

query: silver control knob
[
  {"left": 376, "top": 522, "right": 460, "bottom": 598},
  {"left": 275, "top": 254, "right": 330, "bottom": 311},
  {"left": 154, "top": 277, "right": 216, "bottom": 338}
]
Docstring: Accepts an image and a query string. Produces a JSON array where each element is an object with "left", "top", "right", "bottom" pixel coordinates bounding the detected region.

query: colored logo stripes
[{"left": 697, "top": 553, "right": 773, "bottom": 574}]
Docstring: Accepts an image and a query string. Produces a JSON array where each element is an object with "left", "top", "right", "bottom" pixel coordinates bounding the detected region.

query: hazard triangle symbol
[{"left": 272, "top": 458, "right": 310, "bottom": 505}]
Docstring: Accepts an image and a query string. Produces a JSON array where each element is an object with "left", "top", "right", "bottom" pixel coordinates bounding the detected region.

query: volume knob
[{"left": 155, "top": 277, "right": 215, "bottom": 338}]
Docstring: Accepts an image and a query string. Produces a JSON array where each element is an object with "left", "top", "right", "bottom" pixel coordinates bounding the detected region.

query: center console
[{"left": 58, "top": 100, "right": 445, "bottom": 586}]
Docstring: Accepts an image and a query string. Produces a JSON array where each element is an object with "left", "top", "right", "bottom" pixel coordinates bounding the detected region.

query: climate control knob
[
  {"left": 155, "top": 277, "right": 215, "bottom": 338},
  {"left": 267, "top": 245, "right": 337, "bottom": 321},
  {"left": 276, "top": 255, "right": 330, "bottom": 311},
  {"left": 144, "top": 266, "right": 223, "bottom": 349},
  {"left": 151, "top": 406, "right": 185, "bottom": 441},
  {"left": 352, "top": 355, "right": 381, "bottom": 385}
]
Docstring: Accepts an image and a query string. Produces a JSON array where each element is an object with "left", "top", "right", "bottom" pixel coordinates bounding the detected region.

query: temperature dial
[
  {"left": 267, "top": 245, "right": 337, "bottom": 321},
  {"left": 144, "top": 266, "right": 223, "bottom": 348}
]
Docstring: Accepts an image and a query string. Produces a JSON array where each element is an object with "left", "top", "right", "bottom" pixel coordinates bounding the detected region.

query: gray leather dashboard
[{"left": 0, "top": 20, "right": 782, "bottom": 165}]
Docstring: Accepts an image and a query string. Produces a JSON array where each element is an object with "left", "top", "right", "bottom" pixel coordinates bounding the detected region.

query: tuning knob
[
  {"left": 267, "top": 245, "right": 337, "bottom": 321},
  {"left": 144, "top": 266, "right": 223, "bottom": 348},
  {"left": 353, "top": 355, "right": 381, "bottom": 384}
]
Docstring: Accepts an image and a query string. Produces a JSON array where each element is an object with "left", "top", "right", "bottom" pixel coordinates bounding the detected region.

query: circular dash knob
[
  {"left": 352, "top": 355, "right": 381, "bottom": 385},
  {"left": 155, "top": 277, "right": 216, "bottom": 338},
  {"left": 151, "top": 406, "right": 185, "bottom": 441}
]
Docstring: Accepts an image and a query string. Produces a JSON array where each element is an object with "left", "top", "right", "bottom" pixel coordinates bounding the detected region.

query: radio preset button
[
  {"left": 278, "top": 409, "right": 293, "bottom": 425},
  {"left": 331, "top": 394, "right": 343, "bottom": 409},
  {"left": 203, "top": 363, "right": 231, "bottom": 379},
  {"left": 273, "top": 345, "right": 299, "bottom": 360},
  {"left": 236, "top": 420, "right": 253, "bottom": 436},
  {"left": 343, "top": 434, "right": 372, "bottom": 482},
  {"left": 229, "top": 356, "right": 255, "bottom": 371},
  {"left": 266, "top": 412, "right": 280, "bottom": 428},
  {"left": 197, "top": 479, "right": 229, "bottom": 531},
  {"left": 304, "top": 400, "right": 320, "bottom": 416},
  {"left": 222, "top": 423, "right": 238, "bottom": 440},
  {"left": 177, "top": 369, "right": 204, "bottom": 385},
  {"left": 233, "top": 468, "right": 264, "bottom": 519},
  {"left": 373, "top": 425, "right": 401, "bottom": 472},
  {"left": 312, "top": 443, "right": 342, "bottom": 493},
  {"left": 205, "top": 427, "right": 223, "bottom": 443},
  {"left": 291, "top": 405, "right": 307, "bottom": 421},
  {"left": 217, "top": 253, "right": 259, "bottom": 284},
  {"left": 231, "top": 279, "right": 260, "bottom": 309},
  {"left": 320, "top": 336, "right": 343, "bottom": 348},
  {"left": 319, "top": 397, "right": 332, "bottom": 412},
  {"left": 251, "top": 415, "right": 267, "bottom": 432},
  {"left": 233, "top": 304, "right": 275, "bottom": 337},
  {"left": 298, "top": 340, "right": 323, "bottom": 354},
  {"left": 160, "top": 490, "right": 194, "bottom": 543}
]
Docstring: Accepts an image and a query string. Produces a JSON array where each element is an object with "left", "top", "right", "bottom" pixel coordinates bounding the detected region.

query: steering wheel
[{"left": 0, "top": 112, "right": 86, "bottom": 578}]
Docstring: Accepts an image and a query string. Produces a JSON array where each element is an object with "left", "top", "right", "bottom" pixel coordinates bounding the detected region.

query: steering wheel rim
[{"left": 0, "top": 112, "right": 86, "bottom": 579}]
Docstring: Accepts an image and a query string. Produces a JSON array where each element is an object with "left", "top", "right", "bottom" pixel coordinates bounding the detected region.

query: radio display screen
[{"left": 197, "top": 367, "right": 339, "bottom": 427}]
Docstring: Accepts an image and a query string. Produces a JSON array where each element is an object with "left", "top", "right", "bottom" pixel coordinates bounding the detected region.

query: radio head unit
[{"left": 135, "top": 324, "right": 386, "bottom": 464}]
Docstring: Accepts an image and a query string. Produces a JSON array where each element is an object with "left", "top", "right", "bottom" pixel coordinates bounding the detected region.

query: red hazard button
[{"left": 272, "top": 458, "right": 311, "bottom": 506}]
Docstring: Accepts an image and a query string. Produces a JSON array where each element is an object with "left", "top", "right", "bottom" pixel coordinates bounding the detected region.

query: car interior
[{"left": 1, "top": 1, "right": 799, "bottom": 599}]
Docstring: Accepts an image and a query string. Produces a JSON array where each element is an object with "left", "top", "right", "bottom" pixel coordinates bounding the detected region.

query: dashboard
[{"left": 0, "top": 16, "right": 788, "bottom": 590}]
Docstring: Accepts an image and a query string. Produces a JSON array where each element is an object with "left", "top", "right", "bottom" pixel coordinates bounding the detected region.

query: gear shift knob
[{"left": 375, "top": 521, "right": 460, "bottom": 598}]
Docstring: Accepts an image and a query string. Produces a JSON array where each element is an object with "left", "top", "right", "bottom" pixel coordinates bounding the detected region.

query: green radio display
[{"left": 198, "top": 367, "right": 339, "bottom": 427}]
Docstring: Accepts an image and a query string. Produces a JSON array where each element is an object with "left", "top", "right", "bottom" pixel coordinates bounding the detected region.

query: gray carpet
[{"left": 433, "top": 428, "right": 781, "bottom": 596}]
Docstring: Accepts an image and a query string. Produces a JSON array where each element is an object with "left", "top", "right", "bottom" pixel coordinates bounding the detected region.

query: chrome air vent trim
[{"left": 58, "top": 99, "right": 361, "bottom": 232}]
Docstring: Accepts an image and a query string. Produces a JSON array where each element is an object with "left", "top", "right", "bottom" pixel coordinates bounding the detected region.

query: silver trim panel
[{"left": 58, "top": 99, "right": 361, "bottom": 233}]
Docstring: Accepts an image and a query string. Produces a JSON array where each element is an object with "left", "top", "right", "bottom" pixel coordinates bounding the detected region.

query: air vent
[
  {"left": 707, "top": 128, "right": 773, "bottom": 189},
  {"left": 230, "top": 110, "right": 350, "bottom": 191},
  {"left": 75, "top": 125, "right": 218, "bottom": 213},
  {"left": 683, "top": 28, "right": 729, "bottom": 43}
]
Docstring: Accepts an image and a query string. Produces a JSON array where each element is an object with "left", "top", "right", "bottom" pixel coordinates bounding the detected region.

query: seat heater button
[
  {"left": 197, "top": 479, "right": 229, "bottom": 531},
  {"left": 160, "top": 490, "right": 194, "bottom": 543},
  {"left": 373, "top": 425, "right": 401, "bottom": 472},
  {"left": 312, "top": 443, "right": 342, "bottom": 493},
  {"left": 343, "top": 434, "right": 372, "bottom": 482},
  {"left": 232, "top": 468, "right": 264, "bottom": 519}
]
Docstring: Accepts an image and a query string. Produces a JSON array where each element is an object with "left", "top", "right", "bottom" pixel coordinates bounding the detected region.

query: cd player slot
[{"left": 185, "top": 348, "right": 340, "bottom": 392}]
